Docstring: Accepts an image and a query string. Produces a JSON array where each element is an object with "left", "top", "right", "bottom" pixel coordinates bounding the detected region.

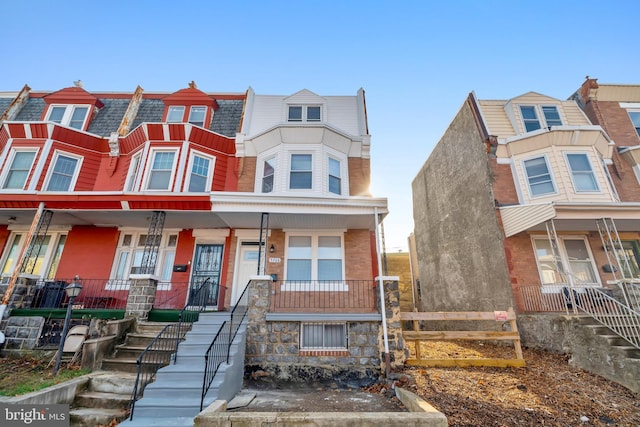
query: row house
[
  {"left": 412, "top": 79, "right": 640, "bottom": 317},
  {"left": 0, "top": 82, "right": 398, "bottom": 379}
]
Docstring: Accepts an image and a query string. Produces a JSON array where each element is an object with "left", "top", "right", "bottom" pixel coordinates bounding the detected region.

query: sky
[{"left": 2, "top": 0, "right": 639, "bottom": 252}]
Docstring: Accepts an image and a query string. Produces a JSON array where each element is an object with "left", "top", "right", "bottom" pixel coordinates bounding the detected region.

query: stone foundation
[{"left": 125, "top": 277, "right": 158, "bottom": 320}]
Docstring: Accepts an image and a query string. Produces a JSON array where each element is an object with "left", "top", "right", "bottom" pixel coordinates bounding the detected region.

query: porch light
[
  {"left": 269, "top": 244, "right": 275, "bottom": 253},
  {"left": 53, "top": 276, "right": 83, "bottom": 374}
]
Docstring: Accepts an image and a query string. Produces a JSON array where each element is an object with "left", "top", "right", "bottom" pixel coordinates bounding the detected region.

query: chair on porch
[
  {"left": 562, "top": 287, "right": 580, "bottom": 310},
  {"left": 47, "top": 325, "right": 89, "bottom": 368}
]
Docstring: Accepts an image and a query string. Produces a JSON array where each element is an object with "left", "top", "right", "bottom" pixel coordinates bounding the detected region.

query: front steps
[
  {"left": 69, "top": 320, "right": 189, "bottom": 427},
  {"left": 572, "top": 316, "right": 640, "bottom": 393},
  {"left": 120, "top": 312, "right": 247, "bottom": 426}
]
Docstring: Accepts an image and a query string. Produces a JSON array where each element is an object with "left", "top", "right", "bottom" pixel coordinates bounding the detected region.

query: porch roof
[
  {"left": 0, "top": 192, "right": 388, "bottom": 230},
  {"left": 499, "top": 202, "right": 640, "bottom": 237}
]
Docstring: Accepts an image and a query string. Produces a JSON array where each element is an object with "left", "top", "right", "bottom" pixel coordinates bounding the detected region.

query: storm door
[{"left": 190, "top": 244, "right": 223, "bottom": 307}]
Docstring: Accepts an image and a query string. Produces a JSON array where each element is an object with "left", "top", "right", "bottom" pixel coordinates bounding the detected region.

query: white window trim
[
  {"left": 185, "top": 149, "right": 215, "bottom": 192},
  {"left": 255, "top": 145, "right": 349, "bottom": 196},
  {"left": 282, "top": 231, "right": 346, "bottom": 291},
  {"left": 125, "top": 151, "right": 143, "bottom": 192},
  {"left": 167, "top": 106, "right": 186, "bottom": 123},
  {"left": 518, "top": 104, "right": 563, "bottom": 133},
  {"left": 531, "top": 235, "right": 601, "bottom": 290},
  {"left": 0, "top": 231, "right": 68, "bottom": 281},
  {"left": 326, "top": 155, "right": 344, "bottom": 196},
  {"left": 625, "top": 109, "right": 640, "bottom": 137},
  {"left": 0, "top": 148, "right": 39, "bottom": 191},
  {"left": 563, "top": 152, "right": 600, "bottom": 193},
  {"left": 521, "top": 154, "right": 558, "bottom": 199},
  {"left": 144, "top": 148, "right": 178, "bottom": 191},
  {"left": 43, "top": 150, "right": 83, "bottom": 192},
  {"left": 45, "top": 104, "right": 91, "bottom": 130},
  {"left": 288, "top": 152, "right": 314, "bottom": 191},
  {"left": 287, "top": 105, "right": 323, "bottom": 123},
  {"left": 300, "top": 322, "right": 348, "bottom": 350},
  {"left": 108, "top": 230, "right": 179, "bottom": 290},
  {"left": 188, "top": 106, "right": 208, "bottom": 127}
]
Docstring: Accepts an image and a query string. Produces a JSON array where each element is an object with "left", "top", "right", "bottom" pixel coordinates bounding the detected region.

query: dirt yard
[{"left": 401, "top": 341, "right": 640, "bottom": 427}]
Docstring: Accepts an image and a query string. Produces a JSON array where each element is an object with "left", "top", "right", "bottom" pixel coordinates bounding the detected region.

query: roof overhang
[
  {"left": 0, "top": 192, "right": 388, "bottom": 230},
  {"left": 499, "top": 202, "right": 640, "bottom": 237},
  {"left": 495, "top": 126, "right": 613, "bottom": 160}
]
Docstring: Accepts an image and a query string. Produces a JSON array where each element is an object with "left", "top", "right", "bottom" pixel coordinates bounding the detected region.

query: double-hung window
[
  {"left": 262, "top": 157, "right": 276, "bottom": 193},
  {"left": 0, "top": 232, "right": 67, "bottom": 281},
  {"left": 2, "top": 150, "right": 36, "bottom": 190},
  {"left": 166, "top": 106, "right": 185, "bottom": 122},
  {"left": 288, "top": 105, "right": 322, "bottom": 122},
  {"left": 45, "top": 152, "right": 81, "bottom": 191},
  {"left": 188, "top": 106, "right": 206, "bottom": 127},
  {"left": 46, "top": 105, "right": 90, "bottom": 130},
  {"left": 111, "top": 232, "right": 178, "bottom": 288},
  {"left": 285, "top": 234, "right": 344, "bottom": 282},
  {"left": 126, "top": 152, "right": 142, "bottom": 192},
  {"left": 520, "top": 106, "right": 541, "bottom": 132},
  {"left": 187, "top": 153, "right": 213, "bottom": 192},
  {"left": 566, "top": 153, "right": 599, "bottom": 192},
  {"left": 328, "top": 157, "right": 341, "bottom": 195},
  {"left": 628, "top": 111, "right": 640, "bottom": 137},
  {"left": 523, "top": 156, "right": 555, "bottom": 196},
  {"left": 290, "top": 154, "right": 312, "bottom": 189},
  {"left": 533, "top": 237, "right": 599, "bottom": 287},
  {"left": 542, "top": 106, "right": 562, "bottom": 127},
  {"left": 147, "top": 151, "right": 176, "bottom": 190}
]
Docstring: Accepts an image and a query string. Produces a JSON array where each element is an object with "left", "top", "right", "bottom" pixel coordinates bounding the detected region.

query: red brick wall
[
  {"left": 490, "top": 159, "right": 519, "bottom": 205},
  {"left": 237, "top": 157, "right": 257, "bottom": 192},
  {"left": 344, "top": 229, "right": 374, "bottom": 280},
  {"left": 348, "top": 158, "right": 371, "bottom": 196}
]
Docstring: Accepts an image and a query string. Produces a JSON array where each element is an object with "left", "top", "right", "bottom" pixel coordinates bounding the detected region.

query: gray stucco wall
[{"left": 411, "top": 98, "right": 513, "bottom": 313}]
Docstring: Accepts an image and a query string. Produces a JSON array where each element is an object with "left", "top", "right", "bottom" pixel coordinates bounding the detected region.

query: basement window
[{"left": 300, "top": 323, "right": 347, "bottom": 350}]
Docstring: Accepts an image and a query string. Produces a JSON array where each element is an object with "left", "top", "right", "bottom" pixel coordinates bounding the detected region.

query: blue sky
[{"left": 2, "top": 1, "right": 639, "bottom": 251}]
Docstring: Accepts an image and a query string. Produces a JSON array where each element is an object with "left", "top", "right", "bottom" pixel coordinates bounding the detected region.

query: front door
[
  {"left": 233, "top": 243, "right": 260, "bottom": 305},
  {"left": 190, "top": 244, "right": 223, "bottom": 308}
]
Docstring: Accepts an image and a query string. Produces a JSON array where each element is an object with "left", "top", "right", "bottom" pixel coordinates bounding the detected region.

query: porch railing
[
  {"left": 200, "top": 280, "right": 250, "bottom": 411},
  {"left": 517, "top": 285, "right": 640, "bottom": 350},
  {"left": 32, "top": 278, "right": 130, "bottom": 310},
  {"left": 615, "top": 280, "right": 640, "bottom": 312},
  {"left": 269, "top": 280, "right": 377, "bottom": 313}
]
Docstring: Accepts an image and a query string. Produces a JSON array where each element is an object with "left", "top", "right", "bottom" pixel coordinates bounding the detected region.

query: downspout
[
  {"left": 374, "top": 207, "right": 390, "bottom": 376},
  {"left": 0, "top": 202, "right": 46, "bottom": 343}
]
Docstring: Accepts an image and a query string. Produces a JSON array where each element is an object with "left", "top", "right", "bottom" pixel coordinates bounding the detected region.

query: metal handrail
[
  {"left": 200, "top": 280, "right": 251, "bottom": 410},
  {"left": 128, "top": 279, "right": 211, "bottom": 420},
  {"left": 128, "top": 322, "right": 179, "bottom": 420}
]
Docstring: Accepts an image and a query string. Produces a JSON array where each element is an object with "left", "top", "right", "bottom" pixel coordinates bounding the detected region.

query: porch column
[
  {"left": 2, "top": 277, "right": 38, "bottom": 311},
  {"left": 245, "top": 276, "right": 271, "bottom": 366},
  {"left": 379, "top": 276, "right": 409, "bottom": 369},
  {"left": 125, "top": 277, "right": 158, "bottom": 320}
]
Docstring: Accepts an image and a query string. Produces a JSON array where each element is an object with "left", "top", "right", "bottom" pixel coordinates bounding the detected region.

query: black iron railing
[
  {"left": 129, "top": 279, "right": 211, "bottom": 420},
  {"left": 200, "top": 280, "right": 250, "bottom": 410},
  {"left": 30, "top": 278, "right": 130, "bottom": 310},
  {"left": 269, "top": 280, "right": 377, "bottom": 313}
]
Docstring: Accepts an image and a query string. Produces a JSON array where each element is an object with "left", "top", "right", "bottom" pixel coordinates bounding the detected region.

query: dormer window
[
  {"left": 46, "top": 105, "right": 90, "bottom": 130},
  {"left": 519, "top": 105, "right": 562, "bottom": 133},
  {"left": 167, "top": 106, "right": 185, "bottom": 122},
  {"left": 288, "top": 105, "right": 322, "bottom": 122},
  {"left": 188, "top": 106, "right": 206, "bottom": 127},
  {"left": 542, "top": 106, "right": 562, "bottom": 127}
]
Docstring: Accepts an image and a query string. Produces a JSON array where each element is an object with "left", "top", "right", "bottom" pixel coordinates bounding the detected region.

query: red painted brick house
[{"left": 0, "top": 83, "right": 388, "bottom": 327}]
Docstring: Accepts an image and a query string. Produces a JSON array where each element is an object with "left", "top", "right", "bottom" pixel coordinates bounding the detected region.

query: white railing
[
  {"left": 614, "top": 280, "right": 640, "bottom": 312},
  {"left": 517, "top": 285, "right": 640, "bottom": 350}
]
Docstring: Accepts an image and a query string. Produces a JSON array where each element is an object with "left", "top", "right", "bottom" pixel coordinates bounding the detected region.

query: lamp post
[{"left": 53, "top": 276, "right": 83, "bottom": 375}]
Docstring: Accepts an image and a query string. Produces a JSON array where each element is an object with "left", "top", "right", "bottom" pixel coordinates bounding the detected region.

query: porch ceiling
[
  {"left": 500, "top": 202, "right": 640, "bottom": 237},
  {"left": 2, "top": 203, "right": 387, "bottom": 230}
]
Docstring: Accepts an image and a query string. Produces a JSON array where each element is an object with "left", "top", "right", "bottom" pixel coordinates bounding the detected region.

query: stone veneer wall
[
  {"left": 125, "top": 277, "right": 158, "bottom": 320},
  {"left": 244, "top": 278, "right": 407, "bottom": 386},
  {"left": 0, "top": 316, "right": 45, "bottom": 351}
]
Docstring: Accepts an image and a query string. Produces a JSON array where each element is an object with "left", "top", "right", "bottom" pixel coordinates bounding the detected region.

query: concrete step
[
  {"left": 101, "top": 357, "right": 168, "bottom": 374},
  {"left": 114, "top": 344, "right": 177, "bottom": 359},
  {"left": 74, "top": 390, "right": 131, "bottom": 410},
  {"left": 128, "top": 396, "right": 215, "bottom": 418},
  {"left": 69, "top": 407, "right": 128, "bottom": 427},
  {"left": 87, "top": 371, "right": 138, "bottom": 394},
  {"left": 136, "top": 321, "right": 189, "bottom": 334},
  {"left": 125, "top": 333, "right": 182, "bottom": 347}
]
